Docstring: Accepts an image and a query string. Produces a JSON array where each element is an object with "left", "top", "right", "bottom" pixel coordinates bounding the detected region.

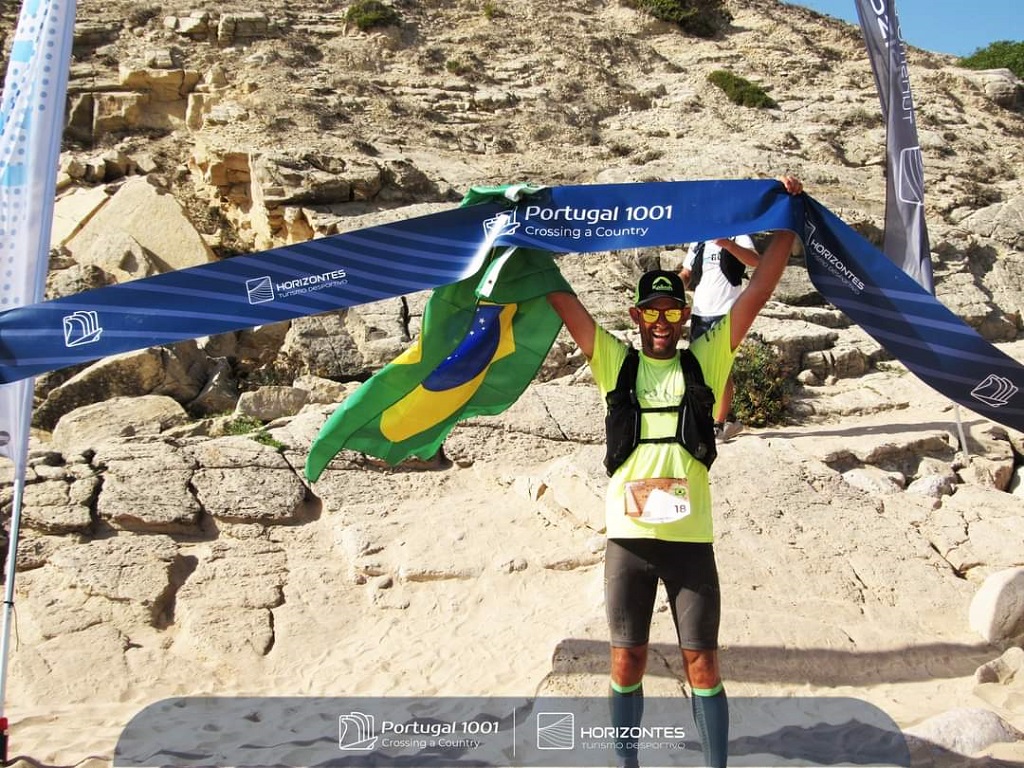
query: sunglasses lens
[{"left": 641, "top": 308, "right": 682, "bottom": 323}]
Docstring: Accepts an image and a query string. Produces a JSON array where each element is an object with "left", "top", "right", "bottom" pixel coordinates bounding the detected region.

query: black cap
[{"left": 634, "top": 270, "right": 686, "bottom": 307}]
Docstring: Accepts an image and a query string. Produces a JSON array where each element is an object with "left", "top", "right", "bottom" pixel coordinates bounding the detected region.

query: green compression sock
[
  {"left": 691, "top": 683, "right": 728, "bottom": 768},
  {"left": 610, "top": 680, "right": 644, "bottom": 767}
]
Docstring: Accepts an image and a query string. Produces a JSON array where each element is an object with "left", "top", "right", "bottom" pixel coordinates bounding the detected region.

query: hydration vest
[
  {"left": 689, "top": 241, "right": 746, "bottom": 289},
  {"left": 603, "top": 347, "right": 718, "bottom": 476}
]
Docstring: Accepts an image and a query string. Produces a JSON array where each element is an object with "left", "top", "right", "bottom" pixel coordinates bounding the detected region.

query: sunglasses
[{"left": 639, "top": 307, "right": 684, "bottom": 324}]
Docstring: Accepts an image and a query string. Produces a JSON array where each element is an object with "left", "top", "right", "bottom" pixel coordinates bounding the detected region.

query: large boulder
[
  {"left": 50, "top": 395, "right": 191, "bottom": 457},
  {"left": 188, "top": 437, "right": 309, "bottom": 524},
  {"left": 903, "top": 707, "right": 1024, "bottom": 757},
  {"left": 34, "top": 344, "right": 212, "bottom": 431},
  {"left": 969, "top": 567, "right": 1024, "bottom": 648},
  {"left": 961, "top": 68, "right": 1024, "bottom": 111},
  {"left": 65, "top": 176, "right": 214, "bottom": 273}
]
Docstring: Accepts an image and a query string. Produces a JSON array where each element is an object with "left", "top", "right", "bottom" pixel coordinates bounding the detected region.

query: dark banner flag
[
  {"left": 855, "top": 0, "right": 934, "bottom": 292},
  {"left": 1, "top": 180, "right": 1021, "bottom": 444},
  {"left": 801, "top": 197, "right": 1022, "bottom": 429},
  {"left": 0, "top": 180, "right": 797, "bottom": 385}
]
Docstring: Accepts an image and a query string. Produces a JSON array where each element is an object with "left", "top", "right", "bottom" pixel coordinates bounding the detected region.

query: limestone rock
[
  {"left": 840, "top": 465, "right": 905, "bottom": 496},
  {"left": 50, "top": 395, "right": 191, "bottom": 456},
  {"left": 277, "top": 313, "right": 365, "bottom": 380},
  {"left": 961, "top": 68, "right": 1024, "bottom": 110},
  {"left": 537, "top": 446, "right": 608, "bottom": 533},
  {"left": 36, "top": 346, "right": 209, "bottom": 432},
  {"left": 188, "top": 437, "right": 309, "bottom": 524},
  {"left": 923, "top": 485, "right": 1024, "bottom": 579},
  {"left": 970, "top": 568, "right": 1024, "bottom": 648},
  {"left": 46, "top": 534, "right": 183, "bottom": 626},
  {"left": 292, "top": 374, "right": 350, "bottom": 405},
  {"left": 187, "top": 358, "right": 240, "bottom": 416},
  {"left": 975, "top": 646, "right": 1024, "bottom": 685},
  {"left": 173, "top": 539, "right": 287, "bottom": 658},
  {"left": 234, "top": 386, "right": 309, "bottom": 421},
  {"left": 65, "top": 177, "right": 214, "bottom": 273},
  {"left": 961, "top": 195, "right": 1024, "bottom": 253},
  {"left": 45, "top": 262, "right": 115, "bottom": 300},
  {"left": 904, "top": 707, "right": 1024, "bottom": 757},
  {"left": 93, "top": 439, "right": 202, "bottom": 534},
  {"left": 19, "top": 469, "right": 98, "bottom": 535},
  {"left": 74, "top": 230, "right": 165, "bottom": 284},
  {"left": 50, "top": 185, "right": 111, "bottom": 247}
]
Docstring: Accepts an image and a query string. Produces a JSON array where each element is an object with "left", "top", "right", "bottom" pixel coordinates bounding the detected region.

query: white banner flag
[{"left": 0, "top": 0, "right": 77, "bottom": 474}]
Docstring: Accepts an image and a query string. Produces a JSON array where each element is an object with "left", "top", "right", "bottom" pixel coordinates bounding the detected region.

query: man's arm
[
  {"left": 680, "top": 266, "right": 693, "bottom": 289},
  {"left": 714, "top": 237, "right": 760, "bottom": 268},
  {"left": 728, "top": 176, "right": 803, "bottom": 351},
  {"left": 548, "top": 291, "right": 596, "bottom": 360},
  {"left": 679, "top": 245, "right": 697, "bottom": 289}
]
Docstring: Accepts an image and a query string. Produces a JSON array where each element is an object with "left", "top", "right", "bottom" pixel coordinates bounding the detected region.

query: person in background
[{"left": 680, "top": 235, "right": 761, "bottom": 442}]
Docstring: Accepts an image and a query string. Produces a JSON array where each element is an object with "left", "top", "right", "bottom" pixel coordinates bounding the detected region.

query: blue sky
[{"left": 782, "top": 1, "right": 1023, "bottom": 56}]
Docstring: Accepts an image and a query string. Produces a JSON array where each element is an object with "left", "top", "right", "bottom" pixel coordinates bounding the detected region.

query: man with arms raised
[{"left": 545, "top": 175, "right": 803, "bottom": 768}]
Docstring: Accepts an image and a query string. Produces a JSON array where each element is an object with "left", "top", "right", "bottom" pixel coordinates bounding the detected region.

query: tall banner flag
[
  {"left": 0, "top": 0, "right": 77, "bottom": 756},
  {"left": 855, "top": 0, "right": 934, "bottom": 292},
  {"left": 0, "top": 0, "right": 76, "bottom": 465}
]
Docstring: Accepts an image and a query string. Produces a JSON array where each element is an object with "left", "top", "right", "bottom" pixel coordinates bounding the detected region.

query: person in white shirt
[{"left": 680, "top": 236, "right": 761, "bottom": 442}]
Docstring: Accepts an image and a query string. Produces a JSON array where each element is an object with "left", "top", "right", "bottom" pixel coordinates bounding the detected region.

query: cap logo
[{"left": 651, "top": 277, "right": 675, "bottom": 292}]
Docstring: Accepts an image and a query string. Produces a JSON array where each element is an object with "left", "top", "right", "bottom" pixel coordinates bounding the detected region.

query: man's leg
[
  {"left": 605, "top": 540, "right": 658, "bottom": 768},
  {"left": 682, "top": 649, "right": 729, "bottom": 768},
  {"left": 716, "top": 376, "right": 744, "bottom": 442},
  {"left": 664, "top": 543, "right": 727, "bottom": 767},
  {"left": 717, "top": 376, "right": 734, "bottom": 425},
  {"left": 610, "top": 646, "right": 646, "bottom": 768}
]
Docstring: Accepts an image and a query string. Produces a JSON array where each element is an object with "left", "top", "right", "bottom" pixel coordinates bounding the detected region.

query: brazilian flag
[{"left": 304, "top": 188, "right": 571, "bottom": 480}]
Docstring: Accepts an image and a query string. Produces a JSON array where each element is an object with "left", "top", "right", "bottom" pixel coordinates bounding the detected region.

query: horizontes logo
[
  {"left": 803, "top": 220, "right": 866, "bottom": 294},
  {"left": 536, "top": 711, "right": 575, "bottom": 750},
  {"left": 62, "top": 310, "right": 103, "bottom": 347},
  {"left": 897, "top": 146, "right": 925, "bottom": 206},
  {"left": 971, "top": 374, "right": 1019, "bottom": 408},
  {"left": 338, "top": 711, "right": 378, "bottom": 751},
  {"left": 247, "top": 276, "right": 275, "bottom": 305},
  {"left": 483, "top": 210, "right": 520, "bottom": 239}
]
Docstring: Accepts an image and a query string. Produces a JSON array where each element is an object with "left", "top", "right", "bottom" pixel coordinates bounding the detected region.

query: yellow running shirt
[{"left": 590, "top": 317, "right": 735, "bottom": 542}]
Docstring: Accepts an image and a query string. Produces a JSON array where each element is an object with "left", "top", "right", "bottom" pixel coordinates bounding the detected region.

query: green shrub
[
  {"left": 707, "top": 69, "right": 778, "bottom": 108},
  {"left": 345, "top": 0, "right": 401, "bottom": 32},
  {"left": 224, "top": 416, "right": 286, "bottom": 451},
  {"left": 730, "top": 334, "right": 793, "bottom": 427},
  {"left": 126, "top": 6, "right": 161, "bottom": 27},
  {"left": 621, "top": 0, "right": 732, "bottom": 38},
  {"left": 446, "top": 59, "right": 466, "bottom": 75},
  {"left": 224, "top": 415, "right": 263, "bottom": 435},
  {"left": 482, "top": 0, "right": 502, "bottom": 20},
  {"left": 960, "top": 40, "right": 1024, "bottom": 80}
]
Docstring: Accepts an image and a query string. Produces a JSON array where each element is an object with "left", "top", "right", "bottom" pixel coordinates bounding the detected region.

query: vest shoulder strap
[
  {"left": 678, "top": 348, "right": 704, "bottom": 388},
  {"left": 689, "top": 241, "right": 705, "bottom": 289}
]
